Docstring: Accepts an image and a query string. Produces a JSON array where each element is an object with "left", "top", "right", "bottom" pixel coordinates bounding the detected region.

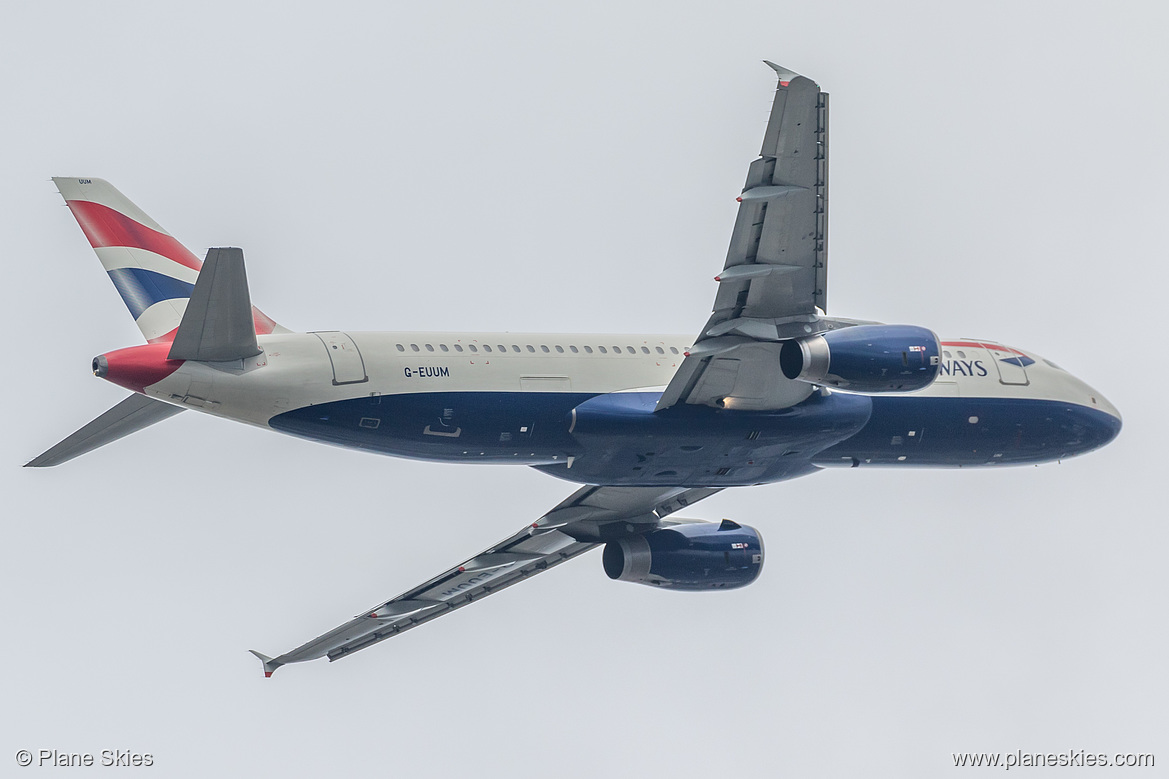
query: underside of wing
[
  {"left": 657, "top": 62, "right": 831, "bottom": 413},
  {"left": 252, "top": 486, "right": 720, "bottom": 675}
]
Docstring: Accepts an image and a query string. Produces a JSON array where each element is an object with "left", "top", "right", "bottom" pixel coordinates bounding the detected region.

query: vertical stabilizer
[{"left": 53, "top": 178, "right": 285, "bottom": 342}]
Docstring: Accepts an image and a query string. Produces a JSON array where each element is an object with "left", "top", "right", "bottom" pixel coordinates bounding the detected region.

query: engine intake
[
  {"left": 602, "top": 519, "right": 764, "bottom": 590},
  {"left": 779, "top": 324, "right": 941, "bottom": 393}
]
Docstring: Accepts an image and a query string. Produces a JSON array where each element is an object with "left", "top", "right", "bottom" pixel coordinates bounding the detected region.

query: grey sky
[{"left": 2, "top": 1, "right": 1165, "bottom": 776}]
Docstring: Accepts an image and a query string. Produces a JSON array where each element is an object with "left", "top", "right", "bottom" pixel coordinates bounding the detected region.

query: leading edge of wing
[{"left": 251, "top": 486, "right": 721, "bottom": 676}]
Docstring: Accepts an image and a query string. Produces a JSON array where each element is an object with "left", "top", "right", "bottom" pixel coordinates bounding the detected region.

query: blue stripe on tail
[{"left": 107, "top": 268, "right": 195, "bottom": 319}]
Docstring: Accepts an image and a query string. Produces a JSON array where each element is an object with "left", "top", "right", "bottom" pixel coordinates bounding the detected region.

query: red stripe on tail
[
  {"left": 68, "top": 199, "right": 281, "bottom": 336},
  {"left": 66, "top": 200, "right": 202, "bottom": 271},
  {"left": 251, "top": 307, "right": 277, "bottom": 336},
  {"left": 146, "top": 305, "right": 275, "bottom": 344}
]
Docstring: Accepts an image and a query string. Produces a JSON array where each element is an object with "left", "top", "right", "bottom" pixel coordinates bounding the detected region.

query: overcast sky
[{"left": 2, "top": 1, "right": 1165, "bottom": 776}]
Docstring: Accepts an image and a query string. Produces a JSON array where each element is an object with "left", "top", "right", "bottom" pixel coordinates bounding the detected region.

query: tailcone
[{"left": 94, "top": 343, "right": 184, "bottom": 394}]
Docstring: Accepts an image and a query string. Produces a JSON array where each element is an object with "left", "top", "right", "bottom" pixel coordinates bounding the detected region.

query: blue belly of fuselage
[
  {"left": 814, "top": 395, "right": 1121, "bottom": 468},
  {"left": 267, "top": 390, "right": 1119, "bottom": 487}
]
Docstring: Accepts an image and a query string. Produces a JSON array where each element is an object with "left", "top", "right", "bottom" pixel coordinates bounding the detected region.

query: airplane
[{"left": 27, "top": 63, "right": 1121, "bottom": 677}]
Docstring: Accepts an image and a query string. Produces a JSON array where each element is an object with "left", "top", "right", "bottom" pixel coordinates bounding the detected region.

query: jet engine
[
  {"left": 779, "top": 324, "right": 941, "bottom": 392},
  {"left": 602, "top": 519, "right": 764, "bottom": 590}
]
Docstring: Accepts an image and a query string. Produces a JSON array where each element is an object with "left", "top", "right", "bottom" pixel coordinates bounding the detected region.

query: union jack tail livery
[{"left": 52, "top": 177, "right": 283, "bottom": 342}]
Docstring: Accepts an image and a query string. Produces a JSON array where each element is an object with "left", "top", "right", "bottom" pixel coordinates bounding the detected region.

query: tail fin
[{"left": 53, "top": 178, "right": 285, "bottom": 342}]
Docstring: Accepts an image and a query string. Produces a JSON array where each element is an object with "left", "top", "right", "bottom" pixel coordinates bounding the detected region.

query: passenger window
[
  {"left": 584, "top": 346, "right": 593, "bottom": 354},
  {"left": 612, "top": 346, "right": 621, "bottom": 353},
  {"left": 395, "top": 344, "right": 405, "bottom": 352},
  {"left": 454, "top": 344, "right": 464, "bottom": 352},
  {"left": 410, "top": 344, "right": 420, "bottom": 352},
  {"left": 425, "top": 344, "right": 434, "bottom": 352},
  {"left": 555, "top": 345, "right": 564, "bottom": 353},
  {"left": 569, "top": 345, "right": 579, "bottom": 353},
  {"left": 497, "top": 345, "right": 506, "bottom": 352},
  {"left": 626, "top": 346, "right": 636, "bottom": 354},
  {"left": 599, "top": 346, "right": 608, "bottom": 354},
  {"left": 655, "top": 347, "right": 664, "bottom": 354},
  {"left": 669, "top": 347, "right": 679, "bottom": 354},
  {"left": 469, "top": 344, "right": 478, "bottom": 352},
  {"left": 957, "top": 350, "right": 967, "bottom": 359},
  {"left": 483, "top": 345, "right": 492, "bottom": 352},
  {"left": 540, "top": 345, "right": 550, "bottom": 353},
  {"left": 943, "top": 350, "right": 951, "bottom": 359},
  {"left": 641, "top": 346, "right": 650, "bottom": 354},
  {"left": 512, "top": 345, "right": 521, "bottom": 352},
  {"left": 440, "top": 344, "right": 449, "bottom": 352}
]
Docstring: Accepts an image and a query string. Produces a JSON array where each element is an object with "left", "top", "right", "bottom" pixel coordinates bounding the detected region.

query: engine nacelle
[
  {"left": 602, "top": 519, "right": 764, "bottom": 590},
  {"left": 779, "top": 324, "right": 941, "bottom": 393}
]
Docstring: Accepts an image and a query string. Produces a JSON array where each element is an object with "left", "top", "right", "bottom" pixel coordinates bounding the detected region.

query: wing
[
  {"left": 251, "top": 485, "right": 720, "bottom": 675},
  {"left": 657, "top": 62, "right": 829, "bottom": 412}
]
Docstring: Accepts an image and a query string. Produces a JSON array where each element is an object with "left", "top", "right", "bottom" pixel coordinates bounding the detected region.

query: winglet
[
  {"left": 249, "top": 650, "right": 282, "bottom": 678},
  {"left": 762, "top": 61, "right": 808, "bottom": 86}
]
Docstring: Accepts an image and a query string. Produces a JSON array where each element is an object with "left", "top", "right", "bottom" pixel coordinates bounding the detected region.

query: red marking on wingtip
[
  {"left": 264, "top": 671, "right": 272, "bottom": 678},
  {"left": 780, "top": 80, "right": 790, "bottom": 87}
]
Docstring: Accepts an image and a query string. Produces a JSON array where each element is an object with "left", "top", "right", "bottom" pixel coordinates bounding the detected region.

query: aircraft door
[
  {"left": 981, "top": 340, "right": 1029, "bottom": 386},
  {"left": 314, "top": 331, "right": 368, "bottom": 385}
]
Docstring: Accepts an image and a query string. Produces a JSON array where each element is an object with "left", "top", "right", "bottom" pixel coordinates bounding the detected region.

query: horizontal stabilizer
[
  {"left": 168, "top": 247, "right": 261, "bottom": 362},
  {"left": 25, "top": 394, "right": 184, "bottom": 467}
]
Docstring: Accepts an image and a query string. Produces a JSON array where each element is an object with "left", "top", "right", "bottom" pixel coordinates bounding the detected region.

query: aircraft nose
[
  {"left": 1068, "top": 387, "right": 1121, "bottom": 456},
  {"left": 1089, "top": 391, "right": 1121, "bottom": 424}
]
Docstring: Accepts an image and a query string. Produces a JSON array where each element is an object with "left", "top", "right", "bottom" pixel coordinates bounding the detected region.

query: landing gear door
[
  {"left": 981, "top": 340, "right": 1029, "bottom": 386},
  {"left": 314, "top": 331, "right": 369, "bottom": 385}
]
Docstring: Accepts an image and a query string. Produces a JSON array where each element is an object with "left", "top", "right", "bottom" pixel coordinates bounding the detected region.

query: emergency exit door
[
  {"left": 313, "top": 331, "right": 368, "bottom": 385},
  {"left": 981, "top": 340, "right": 1029, "bottom": 386}
]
